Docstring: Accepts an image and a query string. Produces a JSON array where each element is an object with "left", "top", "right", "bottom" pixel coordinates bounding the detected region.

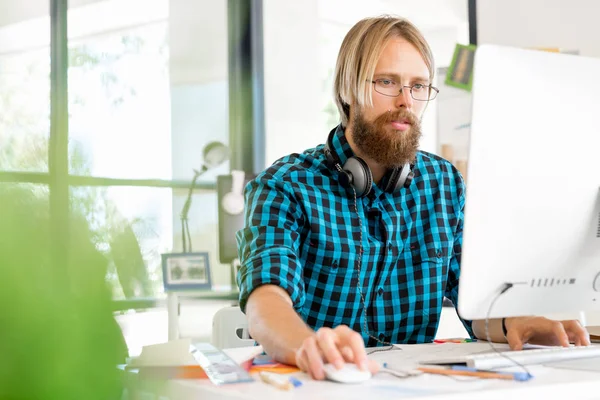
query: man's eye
[
  {"left": 378, "top": 79, "right": 394, "bottom": 86},
  {"left": 413, "top": 83, "right": 426, "bottom": 91}
]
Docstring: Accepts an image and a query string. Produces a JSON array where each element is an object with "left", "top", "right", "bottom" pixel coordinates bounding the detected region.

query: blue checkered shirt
[{"left": 236, "top": 126, "right": 473, "bottom": 346}]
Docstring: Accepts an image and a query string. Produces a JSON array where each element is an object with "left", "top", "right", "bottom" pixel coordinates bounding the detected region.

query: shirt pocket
[
  {"left": 305, "top": 237, "right": 354, "bottom": 273},
  {"left": 409, "top": 240, "right": 451, "bottom": 268},
  {"left": 406, "top": 240, "right": 452, "bottom": 296}
]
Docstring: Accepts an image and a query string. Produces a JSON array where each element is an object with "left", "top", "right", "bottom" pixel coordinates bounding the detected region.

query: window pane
[
  {"left": 0, "top": 6, "right": 50, "bottom": 172},
  {"left": 71, "top": 185, "right": 228, "bottom": 300},
  {"left": 71, "top": 185, "right": 171, "bottom": 299},
  {"left": 67, "top": 0, "right": 229, "bottom": 182},
  {"left": 0, "top": 183, "right": 49, "bottom": 207}
]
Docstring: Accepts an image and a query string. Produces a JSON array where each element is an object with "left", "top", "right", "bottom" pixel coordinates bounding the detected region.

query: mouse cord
[{"left": 485, "top": 283, "right": 532, "bottom": 377}]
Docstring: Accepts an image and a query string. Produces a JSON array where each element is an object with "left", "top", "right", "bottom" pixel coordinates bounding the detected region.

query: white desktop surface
[{"left": 153, "top": 344, "right": 600, "bottom": 400}]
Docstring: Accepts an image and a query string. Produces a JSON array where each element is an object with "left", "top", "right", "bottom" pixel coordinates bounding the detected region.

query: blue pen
[
  {"left": 288, "top": 376, "right": 303, "bottom": 388},
  {"left": 451, "top": 366, "right": 533, "bottom": 381}
]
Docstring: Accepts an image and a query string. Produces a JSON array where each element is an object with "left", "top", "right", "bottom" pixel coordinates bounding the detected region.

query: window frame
[{"left": 0, "top": 0, "right": 265, "bottom": 309}]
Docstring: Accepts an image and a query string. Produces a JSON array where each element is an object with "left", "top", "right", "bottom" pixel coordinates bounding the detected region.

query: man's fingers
[
  {"left": 506, "top": 327, "right": 525, "bottom": 350},
  {"left": 334, "top": 326, "right": 369, "bottom": 371},
  {"left": 564, "top": 320, "right": 590, "bottom": 346},
  {"left": 550, "top": 321, "right": 570, "bottom": 347},
  {"left": 316, "top": 328, "right": 344, "bottom": 369},
  {"left": 340, "top": 346, "right": 354, "bottom": 362},
  {"left": 367, "top": 359, "right": 380, "bottom": 374},
  {"left": 295, "top": 347, "right": 308, "bottom": 373},
  {"left": 303, "top": 336, "right": 325, "bottom": 380},
  {"left": 504, "top": 317, "right": 591, "bottom": 349}
]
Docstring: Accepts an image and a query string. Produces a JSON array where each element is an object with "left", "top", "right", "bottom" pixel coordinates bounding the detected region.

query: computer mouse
[{"left": 322, "top": 363, "right": 372, "bottom": 384}]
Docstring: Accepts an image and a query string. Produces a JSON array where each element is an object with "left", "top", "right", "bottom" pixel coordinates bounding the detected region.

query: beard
[{"left": 351, "top": 107, "right": 422, "bottom": 168}]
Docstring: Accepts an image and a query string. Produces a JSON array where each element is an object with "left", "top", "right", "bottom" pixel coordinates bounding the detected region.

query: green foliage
[{"left": 0, "top": 185, "right": 126, "bottom": 400}]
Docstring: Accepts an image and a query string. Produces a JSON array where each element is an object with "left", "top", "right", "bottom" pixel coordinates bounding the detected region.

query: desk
[
  {"left": 167, "top": 290, "right": 239, "bottom": 340},
  {"left": 130, "top": 344, "right": 600, "bottom": 400}
]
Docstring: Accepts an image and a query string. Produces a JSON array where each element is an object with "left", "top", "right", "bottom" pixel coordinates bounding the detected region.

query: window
[
  {"left": 0, "top": 22, "right": 50, "bottom": 172},
  {"left": 0, "top": 0, "right": 233, "bottom": 302}
]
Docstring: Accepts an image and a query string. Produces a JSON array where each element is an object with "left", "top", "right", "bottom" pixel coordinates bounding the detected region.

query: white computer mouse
[{"left": 322, "top": 363, "right": 372, "bottom": 384}]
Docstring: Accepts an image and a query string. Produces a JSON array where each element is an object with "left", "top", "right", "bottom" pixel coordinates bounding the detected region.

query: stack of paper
[{"left": 126, "top": 338, "right": 207, "bottom": 379}]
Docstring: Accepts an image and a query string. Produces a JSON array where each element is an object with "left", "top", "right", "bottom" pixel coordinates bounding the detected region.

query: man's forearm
[
  {"left": 245, "top": 285, "right": 315, "bottom": 366},
  {"left": 472, "top": 318, "right": 507, "bottom": 343}
]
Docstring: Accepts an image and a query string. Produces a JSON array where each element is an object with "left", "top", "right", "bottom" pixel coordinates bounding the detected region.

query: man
[{"left": 236, "top": 15, "right": 590, "bottom": 380}]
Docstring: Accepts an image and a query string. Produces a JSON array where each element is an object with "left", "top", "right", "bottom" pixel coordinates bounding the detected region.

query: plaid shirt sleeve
[
  {"left": 444, "top": 174, "right": 475, "bottom": 338},
  {"left": 235, "top": 172, "right": 306, "bottom": 313}
]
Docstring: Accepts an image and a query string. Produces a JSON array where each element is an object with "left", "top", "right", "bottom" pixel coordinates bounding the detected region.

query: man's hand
[
  {"left": 505, "top": 317, "right": 591, "bottom": 350},
  {"left": 294, "top": 325, "right": 380, "bottom": 380}
]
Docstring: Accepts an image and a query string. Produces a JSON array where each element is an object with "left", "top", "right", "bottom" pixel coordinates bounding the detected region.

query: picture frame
[
  {"left": 161, "top": 252, "right": 212, "bottom": 291},
  {"left": 445, "top": 43, "right": 477, "bottom": 91}
]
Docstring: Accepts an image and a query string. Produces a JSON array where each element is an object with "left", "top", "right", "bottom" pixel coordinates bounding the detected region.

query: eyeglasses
[{"left": 371, "top": 79, "right": 439, "bottom": 101}]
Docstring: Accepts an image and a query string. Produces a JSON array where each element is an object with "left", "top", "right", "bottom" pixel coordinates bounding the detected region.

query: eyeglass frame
[{"left": 369, "top": 78, "right": 440, "bottom": 101}]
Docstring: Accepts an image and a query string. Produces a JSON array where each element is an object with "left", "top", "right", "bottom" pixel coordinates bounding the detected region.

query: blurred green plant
[{"left": 0, "top": 184, "right": 127, "bottom": 399}]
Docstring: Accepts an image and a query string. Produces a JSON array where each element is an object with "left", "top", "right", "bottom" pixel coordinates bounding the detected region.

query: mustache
[{"left": 375, "top": 109, "right": 418, "bottom": 126}]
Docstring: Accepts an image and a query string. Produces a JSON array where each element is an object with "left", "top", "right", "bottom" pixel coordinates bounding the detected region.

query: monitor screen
[{"left": 457, "top": 45, "right": 600, "bottom": 320}]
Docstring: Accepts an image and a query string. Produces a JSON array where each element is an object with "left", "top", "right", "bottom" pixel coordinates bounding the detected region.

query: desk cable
[{"left": 484, "top": 282, "right": 533, "bottom": 378}]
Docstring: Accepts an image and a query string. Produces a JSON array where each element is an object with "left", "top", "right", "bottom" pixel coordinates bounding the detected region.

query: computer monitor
[{"left": 457, "top": 44, "right": 600, "bottom": 320}]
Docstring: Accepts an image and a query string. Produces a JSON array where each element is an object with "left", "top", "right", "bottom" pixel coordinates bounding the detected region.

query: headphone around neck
[{"left": 323, "top": 126, "right": 414, "bottom": 197}]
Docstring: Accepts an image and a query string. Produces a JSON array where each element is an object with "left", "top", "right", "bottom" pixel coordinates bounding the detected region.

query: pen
[
  {"left": 433, "top": 338, "right": 477, "bottom": 344},
  {"left": 417, "top": 366, "right": 532, "bottom": 381},
  {"left": 259, "top": 371, "right": 302, "bottom": 390},
  {"left": 451, "top": 366, "right": 532, "bottom": 381}
]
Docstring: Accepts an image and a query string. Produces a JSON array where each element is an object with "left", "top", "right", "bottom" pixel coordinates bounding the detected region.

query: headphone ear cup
[
  {"left": 385, "top": 163, "right": 413, "bottom": 193},
  {"left": 384, "top": 167, "right": 402, "bottom": 193},
  {"left": 403, "top": 170, "right": 414, "bottom": 188},
  {"left": 396, "top": 162, "right": 413, "bottom": 190},
  {"left": 343, "top": 157, "right": 372, "bottom": 197},
  {"left": 338, "top": 170, "right": 351, "bottom": 188}
]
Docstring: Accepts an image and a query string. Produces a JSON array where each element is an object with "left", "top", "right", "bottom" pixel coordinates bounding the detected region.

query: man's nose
[{"left": 394, "top": 86, "right": 413, "bottom": 110}]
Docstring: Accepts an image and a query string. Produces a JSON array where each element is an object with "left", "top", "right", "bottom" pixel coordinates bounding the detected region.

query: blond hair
[{"left": 334, "top": 15, "right": 434, "bottom": 126}]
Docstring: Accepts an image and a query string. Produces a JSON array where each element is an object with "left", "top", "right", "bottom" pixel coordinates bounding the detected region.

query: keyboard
[{"left": 421, "top": 345, "right": 600, "bottom": 370}]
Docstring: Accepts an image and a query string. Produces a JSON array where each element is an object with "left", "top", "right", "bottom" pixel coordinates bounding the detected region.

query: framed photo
[
  {"left": 445, "top": 43, "right": 477, "bottom": 91},
  {"left": 161, "top": 252, "right": 212, "bottom": 291}
]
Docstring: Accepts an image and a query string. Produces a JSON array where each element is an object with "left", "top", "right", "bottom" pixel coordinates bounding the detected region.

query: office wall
[
  {"left": 262, "top": 0, "right": 322, "bottom": 166},
  {"left": 477, "top": 0, "right": 600, "bottom": 326},
  {"left": 477, "top": 0, "right": 600, "bottom": 57}
]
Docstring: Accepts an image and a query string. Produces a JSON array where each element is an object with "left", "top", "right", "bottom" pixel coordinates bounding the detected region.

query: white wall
[
  {"left": 477, "top": 0, "right": 600, "bottom": 326},
  {"left": 477, "top": 0, "right": 600, "bottom": 57},
  {"left": 262, "top": 0, "right": 322, "bottom": 165}
]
